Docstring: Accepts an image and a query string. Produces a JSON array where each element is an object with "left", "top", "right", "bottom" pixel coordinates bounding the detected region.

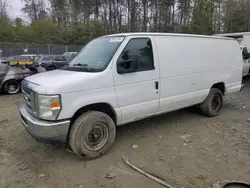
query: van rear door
[{"left": 113, "top": 36, "right": 160, "bottom": 123}]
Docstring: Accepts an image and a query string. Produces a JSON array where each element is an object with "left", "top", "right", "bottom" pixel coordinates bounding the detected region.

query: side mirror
[
  {"left": 117, "top": 58, "right": 138, "bottom": 74},
  {"left": 242, "top": 47, "right": 250, "bottom": 60}
]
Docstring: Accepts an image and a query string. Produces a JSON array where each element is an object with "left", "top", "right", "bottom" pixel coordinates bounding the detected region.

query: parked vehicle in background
[
  {"left": 63, "top": 52, "right": 78, "bottom": 62},
  {"left": 35, "top": 55, "right": 68, "bottom": 71},
  {"left": 34, "top": 55, "right": 42, "bottom": 62},
  {"left": 0, "top": 57, "right": 8, "bottom": 63},
  {"left": 0, "top": 62, "right": 31, "bottom": 94},
  {"left": 4, "top": 55, "right": 34, "bottom": 66},
  {"left": 21, "top": 54, "right": 39, "bottom": 60},
  {"left": 20, "top": 33, "right": 244, "bottom": 159},
  {"left": 3, "top": 55, "right": 42, "bottom": 73},
  {"left": 215, "top": 32, "right": 250, "bottom": 77},
  {"left": 0, "top": 56, "right": 45, "bottom": 94}
]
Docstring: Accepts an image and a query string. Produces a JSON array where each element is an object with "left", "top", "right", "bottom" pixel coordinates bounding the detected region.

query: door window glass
[{"left": 118, "top": 38, "right": 154, "bottom": 72}]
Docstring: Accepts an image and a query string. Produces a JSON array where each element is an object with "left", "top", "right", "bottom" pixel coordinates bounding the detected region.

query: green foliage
[
  {"left": 223, "top": 0, "right": 250, "bottom": 33},
  {"left": 0, "top": 17, "right": 14, "bottom": 42},
  {"left": 1, "top": 0, "right": 250, "bottom": 45},
  {"left": 190, "top": 0, "right": 214, "bottom": 35},
  {"left": 0, "top": 17, "right": 107, "bottom": 45}
]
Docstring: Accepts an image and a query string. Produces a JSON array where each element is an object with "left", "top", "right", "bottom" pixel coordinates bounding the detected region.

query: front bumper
[{"left": 19, "top": 104, "right": 70, "bottom": 143}]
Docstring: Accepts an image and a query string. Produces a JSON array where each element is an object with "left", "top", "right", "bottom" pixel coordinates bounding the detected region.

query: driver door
[{"left": 113, "top": 36, "right": 160, "bottom": 124}]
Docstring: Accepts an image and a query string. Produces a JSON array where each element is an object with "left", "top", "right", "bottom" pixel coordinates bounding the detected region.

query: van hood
[{"left": 24, "top": 69, "right": 113, "bottom": 94}]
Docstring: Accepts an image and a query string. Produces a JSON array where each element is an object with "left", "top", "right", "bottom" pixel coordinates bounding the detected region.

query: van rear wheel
[
  {"left": 200, "top": 88, "right": 223, "bottom": 117},
  {"left": 69, "top": 111, "right": 116, "bottom": 159}
]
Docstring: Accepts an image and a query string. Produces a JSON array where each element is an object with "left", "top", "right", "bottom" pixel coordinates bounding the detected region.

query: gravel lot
[{"left": 0, "top": 77, "right": 250, "bottom": 188}]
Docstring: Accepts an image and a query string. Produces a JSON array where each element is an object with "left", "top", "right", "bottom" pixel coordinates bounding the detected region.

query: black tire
[
  {"left": 69, "top": 111, "right": 116, "bottom": 159},
  {"left": 46, "top": 66, "right": 56, "bottom": 71},
  {"left": 2, "top": 80, "right": 21, "bottom": 95},
  {"left": 200, "top": 88, "right": 223, "bottom": 117}
]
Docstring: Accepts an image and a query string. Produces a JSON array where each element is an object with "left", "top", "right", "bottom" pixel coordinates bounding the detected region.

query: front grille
[{"left": 21, "top": 85, "right": 36, "bottom": 114}]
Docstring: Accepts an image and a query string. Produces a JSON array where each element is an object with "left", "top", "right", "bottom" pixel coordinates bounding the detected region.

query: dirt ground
[{"left": 0, "top": 78, "right": 250, "bottom": 188}]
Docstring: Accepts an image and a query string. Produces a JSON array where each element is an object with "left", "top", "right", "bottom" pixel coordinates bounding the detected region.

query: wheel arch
[
  {"left": 2, "top": 78, "right": 21, "bottom": 86},
  {"left": 211, "top": 82, "right": 225, "bottom": 95},
  {"left": 67, "top": 102, "right": 117, "bottom": 141}
]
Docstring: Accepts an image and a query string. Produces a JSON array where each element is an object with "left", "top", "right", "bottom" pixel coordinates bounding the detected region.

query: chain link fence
[{"left": 0, "top": 42, "right": 83, "bottom": 57}]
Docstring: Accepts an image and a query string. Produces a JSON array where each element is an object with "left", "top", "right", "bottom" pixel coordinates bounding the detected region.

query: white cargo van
[{"left": 19, "top": 33, "right": 244, "bottom": 159}]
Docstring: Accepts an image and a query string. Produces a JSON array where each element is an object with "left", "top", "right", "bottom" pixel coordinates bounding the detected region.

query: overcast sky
[{"left": 10, "top": 0, "right": 24, "bottom": 19}]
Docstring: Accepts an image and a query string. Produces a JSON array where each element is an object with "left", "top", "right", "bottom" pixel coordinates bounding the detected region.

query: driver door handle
[{"left": 155, "top": 81, "right": 159, "bottom": 91}]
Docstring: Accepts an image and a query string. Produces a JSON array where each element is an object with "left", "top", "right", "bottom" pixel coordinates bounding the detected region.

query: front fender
[{"left": 58, "top": 87, "right": 122, "bottom": 123}]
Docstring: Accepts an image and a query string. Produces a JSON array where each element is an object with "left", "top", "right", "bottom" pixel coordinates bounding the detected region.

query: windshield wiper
[
  {"left": 72, "top": 63, "right": 91, "bottom": 71},
  {"left": 73, "top": 63, "right": 88, "bottom": 67}
]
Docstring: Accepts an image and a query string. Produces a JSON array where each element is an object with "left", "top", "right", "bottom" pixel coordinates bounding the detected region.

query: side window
[
  {"left": 54, "top": 56, "right": 66, "bottom": 61},
  {"left": 117, "top": 38, "right": 154, "bottom": 73},
  {"left": 43, "top": 56, "right": 53, "bottom": 61}
]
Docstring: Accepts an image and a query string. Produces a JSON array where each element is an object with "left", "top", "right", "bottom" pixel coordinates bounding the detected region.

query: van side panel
[{"left": 155, "top": 36, "right": 242, "bottom": 113}]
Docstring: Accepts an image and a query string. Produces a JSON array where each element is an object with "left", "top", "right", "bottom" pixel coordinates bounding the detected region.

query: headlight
[{"left": 37, "top": 94, "right": 61, "bottom": 120}]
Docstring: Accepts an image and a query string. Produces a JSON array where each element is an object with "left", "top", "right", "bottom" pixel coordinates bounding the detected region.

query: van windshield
[{"left": 66, "top": 36, "right": 124, "bottom": 72}]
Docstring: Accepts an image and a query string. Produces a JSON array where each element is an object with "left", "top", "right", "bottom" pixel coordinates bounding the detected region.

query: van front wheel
[
  {"left": 200, "top": 88, "right": 223, "bottom": 117},
  {"left": 69, "top": 111, "right": 116, "bottom": 159}
]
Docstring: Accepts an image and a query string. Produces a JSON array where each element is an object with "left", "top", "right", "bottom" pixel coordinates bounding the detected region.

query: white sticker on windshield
[{"left": 109, "top": 37, "right": 123, "bottom": 43}]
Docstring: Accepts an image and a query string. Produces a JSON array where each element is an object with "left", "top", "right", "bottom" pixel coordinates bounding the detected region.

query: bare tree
[
  {"left": 0, "top": 0, "right": 10, "bottom": 21},
  {"left": 21, "top": 0, "right": 46, "bottom": 21},
  {"left": 14, "top": 0, "right": 250, "bottom": 38}
]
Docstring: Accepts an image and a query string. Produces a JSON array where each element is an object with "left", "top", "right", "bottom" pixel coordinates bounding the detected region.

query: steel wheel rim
[
  {"left": 211, "top": 94, "right": 221, "bottom": 111},
  {"left": 5, "top": 83, "right": 19, "bottom": 94},
  {"left": 84, "top": 123, "right": 109, "bottom": 151}
]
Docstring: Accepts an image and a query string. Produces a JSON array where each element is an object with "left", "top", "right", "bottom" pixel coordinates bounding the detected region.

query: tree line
[{"left": 0, "top": 0, "right": 250, "bottom": 45}]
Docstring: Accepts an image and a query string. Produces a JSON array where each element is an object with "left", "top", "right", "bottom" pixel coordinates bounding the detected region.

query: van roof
[
  {"left": 215, "top": 32, "right": 250, "bottom": 37},
  {"left": 106, "top": 32, "right": 234, "bottom": 40}
]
